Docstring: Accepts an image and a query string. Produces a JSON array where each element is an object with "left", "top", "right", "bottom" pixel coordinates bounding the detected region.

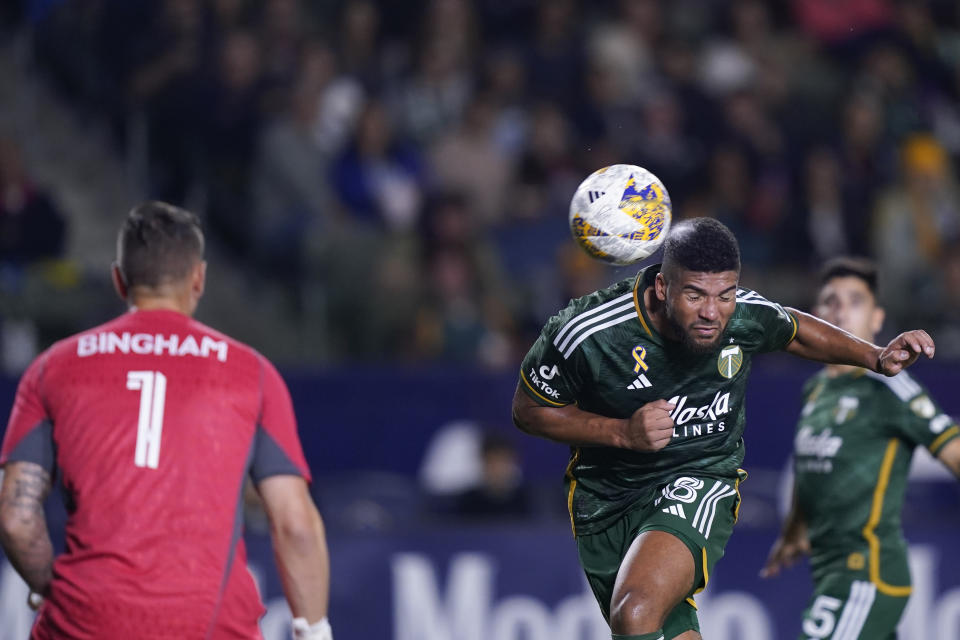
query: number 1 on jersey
[{"left": 126, "top": 371, "right": 166, "bottom": 469}]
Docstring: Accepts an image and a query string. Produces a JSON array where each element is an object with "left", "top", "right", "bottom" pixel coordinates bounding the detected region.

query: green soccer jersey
[
  {"left": 793, "top": 368, "right": 960, "bottom": 587},
  {"left": 520, "top": 264, "right": 799, "bottom": 534}
]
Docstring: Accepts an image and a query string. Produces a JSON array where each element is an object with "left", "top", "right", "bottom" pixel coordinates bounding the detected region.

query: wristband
[
  {"left": 27, "top": 592, "right": 43, "bottom": 610},
  {"left": 292, "top": 616, "right": 332, "bottom": 640}
]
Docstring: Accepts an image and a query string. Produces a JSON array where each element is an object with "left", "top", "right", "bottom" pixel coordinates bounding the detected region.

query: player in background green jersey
[
  {"left": 761, "top": 257, "right": 960, "bottom": 640},
  {"left": 513, "top": 219, "right": 937, "bottom": 640}
]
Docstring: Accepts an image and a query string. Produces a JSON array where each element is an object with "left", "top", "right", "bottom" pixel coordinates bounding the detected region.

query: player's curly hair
[
  {"left": 661, "top": 217, "right": 740, "bottom": 277},
  {"left": 117, "top": 201, "right": 204, "bottom": 289}
]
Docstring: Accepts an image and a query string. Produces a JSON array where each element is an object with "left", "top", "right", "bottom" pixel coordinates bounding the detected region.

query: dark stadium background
[{"left": 1, "top": 1, "right": 960, "bottom": 638}]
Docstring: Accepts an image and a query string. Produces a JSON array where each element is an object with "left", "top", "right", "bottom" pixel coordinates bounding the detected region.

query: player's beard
[{"left": 664, "top": 304, "right": 727, "bottom": 354}]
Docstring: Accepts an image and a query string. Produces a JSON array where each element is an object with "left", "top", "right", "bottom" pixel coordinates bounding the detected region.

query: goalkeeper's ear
[{"left": 111, "top": 262, "right": 129, "bottom": 302}]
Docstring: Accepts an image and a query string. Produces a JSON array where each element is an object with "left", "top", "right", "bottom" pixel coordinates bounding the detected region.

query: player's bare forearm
[
  {"left": 512, "top": 384, "right": 676, "bottom": 451},
  {"left": 761, "top": 487, "right": 809, "bottom": 578},
  {"left": 937, "top": 438, "right": 960, "bottom": 479},
  {"left": 784, "top": 309, "right": 882, "bottom": 369},
  {"left": 271, "top": 510, "right": 330, "bottom": 621},
  {"left": 785, "top": 309, "right": 935, "bottom": 375},
  {"left": 780, "top": 488, "right": 807, "bottom": 540},
  {"left": 0, "top": 462, "right": 54, "bottom": 594},
  {"left": 258, "top": 475, "right": 330, "bottom": 623},
  {"left": 512, "top": 384, "right": 627, "bottom": 448}
]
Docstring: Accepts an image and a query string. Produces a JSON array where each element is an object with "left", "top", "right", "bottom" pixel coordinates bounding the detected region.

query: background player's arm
[
  {"left": 760, "top": 486, "right": 809, "bottom": 578},
  {"left": 784, "top": 308, "right": 934, "bottom": 376},
  {"left": 257, "top": 474, "right": 330, "bottom": 625},
  {"left": 0, "top": 461, "right": 54, "bottom": 595},
  {"left": 511, "top": 384, "right": 676, "bottom": 452},
  {"left": 937, "top": 438, "right": 960, "bottom": 478}
]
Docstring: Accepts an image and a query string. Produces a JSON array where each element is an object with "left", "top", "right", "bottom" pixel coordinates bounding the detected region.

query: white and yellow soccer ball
[{"left": 568, "top": 164, "right": 672, "bottom": 266}]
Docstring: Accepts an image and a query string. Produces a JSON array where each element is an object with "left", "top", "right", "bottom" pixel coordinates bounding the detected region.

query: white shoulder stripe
[
  {"left": 736, "top": 291, "right": 783, "bottom": 311},
  {"left": 892, "top": 374, "right": 920, "bottom": 398},
  {"left": 897, "top": 371, "right": 921, "bottom": 395},
  {"left": 562, "top": 311, "right": 635, "bottom": 359},
  {"left": 554, "top": 293, "right": 633, "bottom": 346},
  {"left": 556, "top": 301, "right": 634, "bottom": 352},
  {"left": 866, "top": 370, "right": 922, "bottom": 401}
]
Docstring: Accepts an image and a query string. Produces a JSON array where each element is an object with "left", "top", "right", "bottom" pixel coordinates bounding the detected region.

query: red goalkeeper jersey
[{"left": 1, "top": 309, "right": 312, "bottom": 639}]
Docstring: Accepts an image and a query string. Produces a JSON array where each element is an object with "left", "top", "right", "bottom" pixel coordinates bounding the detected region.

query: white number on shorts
[
  {"left": 126, "top": 371, "right": 167, "bottom": 470},
  {"left": 802, "top": 595, "right": 842, "bottom": 638},
  {"left": 662, "top": 477, "right": 705, "bottom": 503}
]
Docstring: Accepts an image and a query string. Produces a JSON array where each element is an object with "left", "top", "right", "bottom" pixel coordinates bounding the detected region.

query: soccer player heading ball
[
  {"left": 762, "top": 257, "right": 960, "bottom": 639},
  {"left": 513, "top": 217, "right": 936, "bottom": 640},
  {"left": 0, "top": 202, "right": 332, "bottom": 640}
]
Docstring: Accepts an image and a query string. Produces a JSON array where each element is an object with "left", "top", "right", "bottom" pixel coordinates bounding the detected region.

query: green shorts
[
  {"left": 575, "top": 471, "right": 746, "bottom": 639},
  {"left": 799, "top": 571, "right": 909, "bottom": 640}
]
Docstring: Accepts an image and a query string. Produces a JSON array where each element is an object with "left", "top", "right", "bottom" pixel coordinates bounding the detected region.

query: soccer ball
[{"left": 568, "top": 164, "right": 672, "bottom": 266}]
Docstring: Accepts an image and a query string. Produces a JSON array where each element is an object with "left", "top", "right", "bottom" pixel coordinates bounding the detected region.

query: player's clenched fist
[
  {"left": 622, "top": 399, "right": 676, "bottom": 451},
  {"left": 877, "top": 330, "right": 935, "bottom": 376}
]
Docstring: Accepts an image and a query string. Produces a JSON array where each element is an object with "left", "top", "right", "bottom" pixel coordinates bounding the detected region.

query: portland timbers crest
[{"left": 718, "top": 345, "right": 743, "bottom": 379}]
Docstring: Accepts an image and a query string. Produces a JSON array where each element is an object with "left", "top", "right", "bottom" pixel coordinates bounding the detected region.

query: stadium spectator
[
  {"left": 0, "top": 138, "right": 66, "bottom": 267},
  {"left": 478, "top": 47, "right": 529, "bottom": 157},
  {"left": 336, "top": 0, "right": 382, "bottom": 88},
  {"left": 524, "top": 0, "right": 585, "bottom": 113},
  {"left": 414, "top": 193, "right": 515, "bottom": 367},
  {"left": 924, "top": 240, "right": 960, "bottom": 359},
  {"left": 128, "top": 0, "right": 208, "bottom": 206},
  {"left": 799, "top": 146, "right": 852, "bottom": 263},
  {"left": 451, "top": 431, "right": 533, "bottom": 520},
  {"left": 835, "top": 91, "right": 895, "bottom": 256},
  {"left": 331, "top": 100, "right": 425, "bottom": 232},
  {"left": 200, "top": 29, "right": 268, "bottom": 258},
  {"left": 252, "top": 57, "right": 338, "bottom": 282},
  {"left": 429, "top": 96, "right": 514, "bottom": 225},
  {"left": 872, "top": 133, "right": 960, "bottom": 319}
]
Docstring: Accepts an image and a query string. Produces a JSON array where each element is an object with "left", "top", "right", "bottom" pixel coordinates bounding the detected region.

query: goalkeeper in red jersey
[{"left": 0, "top": 202, "right": 332, "bottom": 639}]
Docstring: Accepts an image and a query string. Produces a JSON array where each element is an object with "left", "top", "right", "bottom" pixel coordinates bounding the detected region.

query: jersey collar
[{"left": 632, "top": 265, "right": 664, "bottom": 346}]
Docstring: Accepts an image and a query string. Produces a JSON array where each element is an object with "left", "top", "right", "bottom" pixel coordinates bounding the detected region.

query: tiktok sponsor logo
[
  {"left": 528, "top": 366, "right": 562, "bottom": 400},
  {"left": 668, "top": 391, "right": 731, "bottom": 439}
]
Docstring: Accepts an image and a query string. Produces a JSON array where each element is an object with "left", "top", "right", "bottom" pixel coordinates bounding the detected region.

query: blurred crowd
[{"left": 4, "top": 0, "right": 960, "bottom": 366}]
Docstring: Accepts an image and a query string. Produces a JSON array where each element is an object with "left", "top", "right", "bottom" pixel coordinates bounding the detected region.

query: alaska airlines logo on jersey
[
  {"left": 717, "top": 345, "right": 743, "bottom": 379},
  {"left": 796, "top": 426, "right": 843, "bottom": 457},
  {"left": 627, "top": 345, "right": 653, "bottom": 390},
  {"left": 527, "top": 366, "right": 561, "bottom": 400},
  {"left": 834, "top": 396, "right": 859, "bottom": 423},
  {"left": 668, "top": 391, "right": 731, "bottom": 439},
  {"left": 795, "top": 425, "right": 842, "bottom": 473},
  {"left": 77, "top": 332, "right": 228, "bottom": 362}
]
